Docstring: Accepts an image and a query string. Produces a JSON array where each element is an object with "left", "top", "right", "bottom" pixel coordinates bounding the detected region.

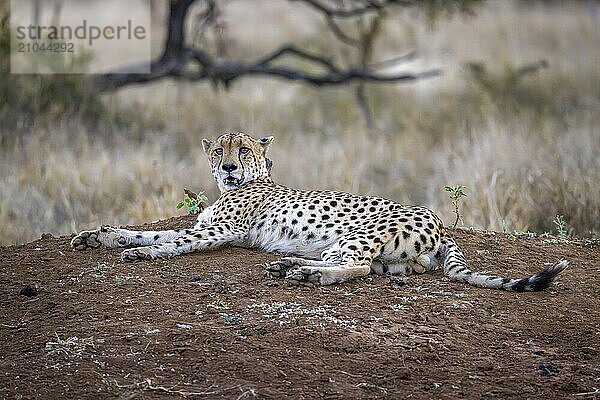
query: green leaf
[{"left": 176, "top": 202, "right": 185, "bottom": 209}]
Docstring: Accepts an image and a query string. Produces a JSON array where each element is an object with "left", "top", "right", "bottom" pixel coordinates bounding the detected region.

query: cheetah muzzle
[{"left": 223, "top": 175, "right": 244, "bottom": 188}]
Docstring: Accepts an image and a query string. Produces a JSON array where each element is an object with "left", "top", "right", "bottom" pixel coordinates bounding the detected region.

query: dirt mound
[{"left": 1, "top": 216, "right": 598, "bottom": 399}]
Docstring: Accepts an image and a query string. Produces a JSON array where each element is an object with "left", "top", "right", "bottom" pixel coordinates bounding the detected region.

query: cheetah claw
[{"left": 285, "top": 268, "right": 322, "bottom": 288}]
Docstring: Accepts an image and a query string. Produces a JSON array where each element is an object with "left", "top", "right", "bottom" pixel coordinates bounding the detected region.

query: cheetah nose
[{"left": 222, "top": 163, "right": 238, "bottom": 173}]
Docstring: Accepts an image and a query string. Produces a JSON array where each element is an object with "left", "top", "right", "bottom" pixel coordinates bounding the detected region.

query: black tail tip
[{"left": 511, "top": 260, "right": 569, "bottom": 292}]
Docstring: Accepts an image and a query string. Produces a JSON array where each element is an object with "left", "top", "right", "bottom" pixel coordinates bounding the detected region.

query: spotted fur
[{"left": 71, "top": 132, "right": 568, "bottom": 290}]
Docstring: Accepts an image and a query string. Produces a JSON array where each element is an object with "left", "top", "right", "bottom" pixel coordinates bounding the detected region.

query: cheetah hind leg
[
  {"left": 372, "top": 253, "right": 441, "bottom": 276},
  {"left": 286, "top": 263, "right": 371, "bottom": 286},
  {"left": 265, "top": 257, "right": 365, "bottom": 287},
  {"left": 372, "top": 260, "right": 418, "bottom": 276},
  {"left": 264, "top": 255, "right": 340, "bottom": 278},
  {"left": 275, "top": 256, "right": 371, "bottom": 286}
]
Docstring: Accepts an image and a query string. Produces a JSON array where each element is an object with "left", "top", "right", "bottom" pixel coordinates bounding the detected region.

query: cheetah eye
[
  {"left": 239, "top": 147, "right": 250, "bottom": 155},
  {"left": 214, "top": 148, "right": 223, "bottom": 156}
]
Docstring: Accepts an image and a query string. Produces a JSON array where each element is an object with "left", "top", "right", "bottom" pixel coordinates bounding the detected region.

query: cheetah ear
[
  {"left": 257, "top": 136, "right": 274, "bottom": 152},
  {"left": 202, "top": 138, "right": 213, "bottom": 155}
]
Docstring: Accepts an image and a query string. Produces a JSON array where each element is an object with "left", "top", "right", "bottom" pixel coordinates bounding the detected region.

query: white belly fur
[{"left": 245, "top": 225, "right": 335, "bottom": 259}]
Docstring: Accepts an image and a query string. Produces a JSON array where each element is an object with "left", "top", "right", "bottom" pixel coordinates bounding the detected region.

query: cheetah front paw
[
  {"left": 120, "top": 247, "right": 155, "bottom": 262},
  {"left": 285, "top": 267, "right": 322, "bottom": 288},
  {"left": 71, "top": 226, "right": 128, "bottom": 250},
  {"left": 71, "top": 230, "right": 102, "bottom": 250}
]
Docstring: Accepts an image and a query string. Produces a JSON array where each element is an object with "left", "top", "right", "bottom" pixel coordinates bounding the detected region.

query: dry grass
[{"left": 1, "top": 0, "right": 598, "bottom": 245}]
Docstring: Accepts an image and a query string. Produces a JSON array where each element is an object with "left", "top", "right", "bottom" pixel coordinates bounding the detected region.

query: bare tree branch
[
  {"left": 368, "top": 51, "right": 417, "bottom": 69},
  {"left": 292, "top": 0, "right": 384, "bottom": 18},
  {"left": 356, "top": 83, "right": 373, "bottom": 127},
  {"left": 255, "top": 45, "right": 342, "bottom": 74},
  {"left": 161, "top": 0, "right": 196, "bottom": 61},
  {"left": 177, "top": 58, "right": 441, "bottom": 86},
  {"left": 88, "top": 0, "right": 442, "bottom": 93},
  {"left": 91, "top": 50, "right": 440, "bottom": 91},
  {"left": 355, "top": 11, "right": 384, "bottom": 128},
  {"left": 293, "top": 0, "right": 422, "bottom": 18},
  {"left": 215, "top": 63, "right": 441, "bottom": 86},
  {"left": 89, "top": 0, "right": 196, "bottom": 91},
  {"left": 325, "top": 16, "right": 361, "bottom": 46}
]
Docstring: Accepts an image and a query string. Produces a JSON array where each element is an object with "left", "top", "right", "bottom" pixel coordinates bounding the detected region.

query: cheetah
[{"left": 71, "top": 132, "right": 568, "bottom": 291}]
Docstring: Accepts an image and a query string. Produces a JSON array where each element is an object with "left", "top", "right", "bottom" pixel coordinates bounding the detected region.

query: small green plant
[
  {"left": 553, "top": 214, "right": 568, "bottom": 239},
  {"left": 207, "top": 298, "right": 228, "bottom": 310},
  {"left": 444, "top": 185, "right": 468, "bottom": 229},
  {"left": 176, "top": 188, "right": 208, "bottom": 214},
  {"left": 93, "top": 262, "right": 109, "bottom": 282}
]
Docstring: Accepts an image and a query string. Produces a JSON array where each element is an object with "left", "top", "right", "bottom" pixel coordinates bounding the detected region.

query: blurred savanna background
[{"left": 0, "top": 0, "right": 598, "bottom": 245}]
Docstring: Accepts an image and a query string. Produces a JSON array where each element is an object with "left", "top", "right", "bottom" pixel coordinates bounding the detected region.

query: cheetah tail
[{"left": 440, "top": 235, "right": 569, "bottom": 291}]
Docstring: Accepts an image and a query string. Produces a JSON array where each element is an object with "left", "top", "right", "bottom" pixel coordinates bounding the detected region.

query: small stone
[
  {"left": 41, "top": 233, "right": 54, "bottom": 240},
  {"left": 267, "top": 263, "right": 281, "bottom": 272},
  {"left": 539, "top": 363, "right": 559, "bottom": 376},
  {"left": 19, "top": 283, "right": 38, "bottom": 297},
  {"left": 477, "top": 362, "right": 494, "bottom": 371}
]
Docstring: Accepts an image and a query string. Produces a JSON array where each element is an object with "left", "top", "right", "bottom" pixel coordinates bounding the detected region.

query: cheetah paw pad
[
  {"left": 285, "top": 268, "right": 322, "bottom": 288},
  {"left": 71, "top": 230, "right": 102, "bottom": 251},
  {"left": 121, "top": 247, "right": 154, "bottom": 262}
]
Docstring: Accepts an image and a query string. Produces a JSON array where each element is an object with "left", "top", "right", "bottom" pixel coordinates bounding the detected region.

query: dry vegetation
[{"left": 1, "top": 0, "right": 598, "bottom": 245}]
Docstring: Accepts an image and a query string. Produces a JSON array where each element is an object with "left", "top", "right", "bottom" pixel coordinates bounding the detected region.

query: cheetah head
[{"left": 202, "top": 132, "right": 273, "bottom": 192}]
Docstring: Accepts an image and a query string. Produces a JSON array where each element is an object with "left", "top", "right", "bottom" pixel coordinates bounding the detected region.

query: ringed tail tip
[{"left": 510, "top": 259, "right": 569, "bottom": 292}]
